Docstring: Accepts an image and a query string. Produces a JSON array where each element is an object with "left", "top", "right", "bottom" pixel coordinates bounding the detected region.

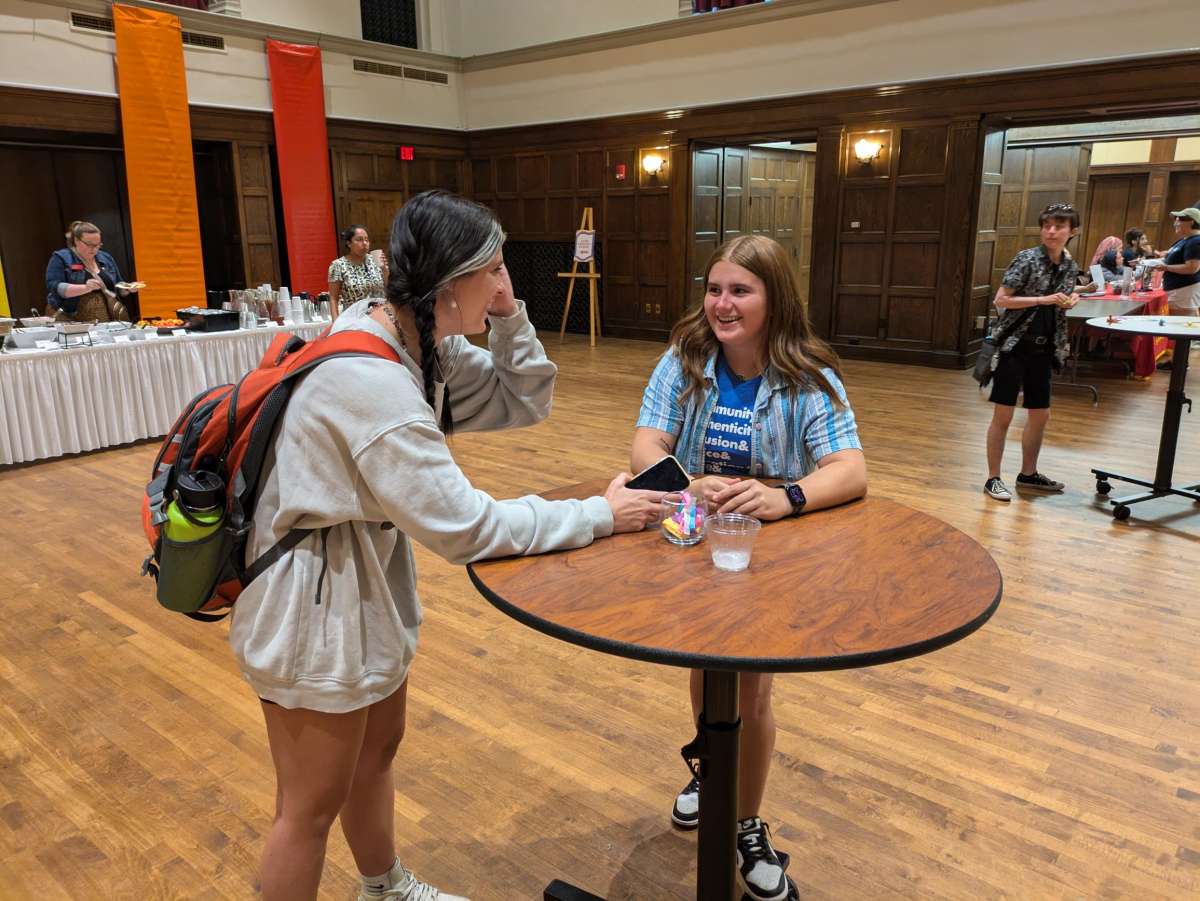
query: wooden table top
[{"left": 468, "top": 482, "right": 1002, "bottom": 673}]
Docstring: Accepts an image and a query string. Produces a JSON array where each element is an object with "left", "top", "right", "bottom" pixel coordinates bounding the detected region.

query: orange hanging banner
[{"left": 113, "top": 4, "right": 205, "bottom": 318}]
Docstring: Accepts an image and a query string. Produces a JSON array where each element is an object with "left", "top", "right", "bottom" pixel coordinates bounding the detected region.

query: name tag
[
  {"left": 114, "top": 334, "right": 131, "bottom": 343},
  {"left": 35, "top": 339, "right": 58, "bottom": 350},
  {"left": 172, "top": 329, "right": 187, "bottom": 336}
]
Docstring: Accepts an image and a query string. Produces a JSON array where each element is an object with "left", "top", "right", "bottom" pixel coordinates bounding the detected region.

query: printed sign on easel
[
  {"left": 557, "top": 208, "right": 601, "bottom": 346},
  {"left": 573, "top": 229, "right": 595, "bottom": 263}
]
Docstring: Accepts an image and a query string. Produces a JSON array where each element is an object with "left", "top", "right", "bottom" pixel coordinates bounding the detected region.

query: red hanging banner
[{"left": 266, "top": 40, "right": 337, "bottom": 295}]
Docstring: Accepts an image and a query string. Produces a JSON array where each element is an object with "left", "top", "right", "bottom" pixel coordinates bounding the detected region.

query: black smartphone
[{"left": 626, "top": 454, "right": 690, "bottom": 492}]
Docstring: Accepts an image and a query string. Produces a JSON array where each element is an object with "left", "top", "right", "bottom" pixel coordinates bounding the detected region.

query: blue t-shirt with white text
[{"left": 702, "top": 355, "right": 762, "bottom": 475}]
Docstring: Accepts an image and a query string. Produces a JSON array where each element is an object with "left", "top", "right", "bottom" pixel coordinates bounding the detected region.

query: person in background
[
  {"left": 328, "top": 225, "right": 386, "bottom": 309},
  {"left": 983, "top": 202, "right": 1080, "bottom": 503},
  {"left": 44, "top": 221, "right": 136, "bottom": 321},
  {"left": 1158, "top": 208, "right": 1200, "bottom": 315},
  {"left": 630, "top": 234, "right": 866, "bottom": 901},
  {"left": 1104, "top": 228, "right": 1151, "bottom": 272},
  {"left": 1126, "top": 228, "right": 1161, "bottom": 261},
  {"left": 1091, "top": 235, "right": 1124, "bottom": 280},
  {"left": 234, "top": 191, "right": 662, "bottom": 901}
]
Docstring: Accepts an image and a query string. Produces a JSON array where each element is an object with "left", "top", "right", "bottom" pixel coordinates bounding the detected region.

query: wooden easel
[{"left": 556, "top": 207, "right": 601, "bottom": 346}]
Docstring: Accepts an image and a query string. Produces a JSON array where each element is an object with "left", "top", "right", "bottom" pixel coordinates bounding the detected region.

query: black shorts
[{"left": 988, "top": 348, "right": 1053, "bottom": 409}]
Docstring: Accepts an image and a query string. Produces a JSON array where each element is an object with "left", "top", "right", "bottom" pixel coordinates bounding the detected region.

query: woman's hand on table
[
  {"left": 711, "top": 478, "right": 792, "bottom": 521},
  {"left": 688, "top": 475, "right": 737, "bottom": 506},
  {"left": 604, "top": 473, "right": 665, "bottom": 533}
]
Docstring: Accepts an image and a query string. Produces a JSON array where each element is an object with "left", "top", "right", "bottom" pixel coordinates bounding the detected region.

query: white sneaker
[
  {"left": 358, "top": 860, "right": 470, "bottom": 901},
  {"left": 984, "top": 477, "right": 1012, "bottom": 502},
  {"left": 671, "top": 775, "right": 700, "bottom": 828},
  {"left": 736, "top": 817, "right": 789, "bottom": 901}
]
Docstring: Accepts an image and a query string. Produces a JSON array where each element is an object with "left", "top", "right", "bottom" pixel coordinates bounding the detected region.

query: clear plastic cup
[
  {"left": 706, "top": 513, "right": 762, "bottom": 571},
  {"left": 660, "top": 492, "right": 707, "bottom": 546}
]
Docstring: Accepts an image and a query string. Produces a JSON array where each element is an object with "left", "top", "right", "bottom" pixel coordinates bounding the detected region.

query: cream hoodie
[{"left": 228, "top": 299, "right": 613, "bottom": 712}]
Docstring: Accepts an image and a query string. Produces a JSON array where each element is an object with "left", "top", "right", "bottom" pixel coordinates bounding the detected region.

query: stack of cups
[{"left": 278, "top": 286, "right": 292, "bottom": 324}]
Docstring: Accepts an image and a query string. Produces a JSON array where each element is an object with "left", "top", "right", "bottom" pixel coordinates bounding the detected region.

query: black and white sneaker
[
  {"left": 671, "top": 776, "right": 700, "bottom": 829},
  {"left": 984, "top": 477, "right": 1012, "bottom": 502},
  {"left": 1015, "top": 471, "right": 1065, "bottom": 493},
  {"left": 736, "top": 817, "right": 788, "bottom": 901}
]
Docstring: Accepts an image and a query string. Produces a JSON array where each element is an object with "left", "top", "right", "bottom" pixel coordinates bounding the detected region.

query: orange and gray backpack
[{"left": 141, "top": 328, "right": 401, "bottom": 620}]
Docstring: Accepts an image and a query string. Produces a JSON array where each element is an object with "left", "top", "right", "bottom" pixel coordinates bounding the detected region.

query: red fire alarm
[
  {"left": 398, "top": 145, "right": 415, "bottom": 161},
  {"left": 614, "top": 163, "right": 627, "bottom": 181}
]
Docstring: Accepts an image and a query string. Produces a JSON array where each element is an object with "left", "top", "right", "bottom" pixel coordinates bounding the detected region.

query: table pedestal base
[
  {"left": 541, "top": 670, "right": 795, "bottom": 901},
  {"left": 1092, "top": 336, "right": 1199, "bottom": 521}
]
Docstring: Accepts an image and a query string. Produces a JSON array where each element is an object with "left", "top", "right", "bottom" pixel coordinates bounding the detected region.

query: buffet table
[{"left": 0, "top": 323, "right": 326, "bottom": 466}]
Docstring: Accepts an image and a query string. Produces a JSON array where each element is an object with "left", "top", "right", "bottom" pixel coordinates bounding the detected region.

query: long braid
[{"left": 410, "top": 298, "right": 452, "bottom": 435}]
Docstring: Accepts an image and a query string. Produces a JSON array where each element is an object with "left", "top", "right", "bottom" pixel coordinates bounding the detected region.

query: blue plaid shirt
[{"left": 636, "top": 350, "right": 862, "bottom": 479}]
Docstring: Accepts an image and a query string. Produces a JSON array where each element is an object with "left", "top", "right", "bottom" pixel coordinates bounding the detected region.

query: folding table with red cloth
[{"left": 1080, "top": 286, "right": 1171, "bottom": 378}]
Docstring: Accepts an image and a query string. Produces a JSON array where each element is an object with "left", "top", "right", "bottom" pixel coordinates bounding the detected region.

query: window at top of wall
[{"left": 360, "top": 0, "right": 418, "bottom": 50}]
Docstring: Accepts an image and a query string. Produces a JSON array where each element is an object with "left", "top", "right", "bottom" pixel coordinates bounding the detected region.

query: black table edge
[{"left": 466, "top": 565, "right": 1003, "bottom": 673}]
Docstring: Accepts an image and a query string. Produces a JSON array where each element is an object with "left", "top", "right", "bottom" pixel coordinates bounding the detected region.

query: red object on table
[{"left": 1086, "top": 286, "right": 1170, "bottom": 378}]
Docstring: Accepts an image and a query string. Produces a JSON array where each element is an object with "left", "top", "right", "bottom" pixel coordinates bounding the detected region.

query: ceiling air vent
[
  {"left": 181, "top": 31, "right": 225, "bottom": 51},
  {"left": 70, "top": 12, "right": 225, "bottom": 51},
  {"left": 353, "top": 58, "right": 449, "bottom": 85},
  {"left": 403, "top": 66, "right": 449, "bottom": 84},
  {"left": 354, "top": 58, "right": 406, "bottom": 78},
  {"left": 70, "top": 11, "right": 114, "bottom": 33}
]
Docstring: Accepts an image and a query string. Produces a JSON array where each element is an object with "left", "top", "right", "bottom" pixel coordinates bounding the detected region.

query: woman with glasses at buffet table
[{"left": 44, "top": 220, "right": 140, "bottom": 322}]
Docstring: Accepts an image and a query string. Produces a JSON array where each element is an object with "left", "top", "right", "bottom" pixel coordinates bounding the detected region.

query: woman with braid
[{"left": 229, "top": 190, "right": 663, "bottom": 901}]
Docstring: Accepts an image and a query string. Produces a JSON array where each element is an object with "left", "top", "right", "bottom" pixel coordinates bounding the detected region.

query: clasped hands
[{"left": 689, "top": 475, "right": 792, "bottom": 521}]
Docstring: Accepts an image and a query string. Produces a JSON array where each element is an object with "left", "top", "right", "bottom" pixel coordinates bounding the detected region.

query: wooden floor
[{"left": 1, "top": 336, "right": 1198, "bottom": 900}]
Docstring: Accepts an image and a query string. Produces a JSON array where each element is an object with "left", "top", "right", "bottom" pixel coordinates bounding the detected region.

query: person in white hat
[{"left": 1160, "top": 207, "right": 1200, "bottom": 314}]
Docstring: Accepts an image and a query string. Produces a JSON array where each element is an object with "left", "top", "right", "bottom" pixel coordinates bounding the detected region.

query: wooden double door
[{"left": 690, "top": 144, "right": 815, "bottom": 306}]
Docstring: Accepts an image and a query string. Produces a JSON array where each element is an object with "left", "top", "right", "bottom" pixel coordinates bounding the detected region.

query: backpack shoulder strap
[
  {"left": 227, "top": 329, "right": 405, "bottom": 538},
  {"left": 994, "top": 307, "right": 1039, "bottom": 346},
  {"left": 286, "top": 329, "right": 403, "bottom": 371}
]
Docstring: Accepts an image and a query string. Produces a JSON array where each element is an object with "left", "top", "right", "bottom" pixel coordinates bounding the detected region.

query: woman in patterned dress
[{"left": 328, "top": 225, "right": 386, "bottom": 309}]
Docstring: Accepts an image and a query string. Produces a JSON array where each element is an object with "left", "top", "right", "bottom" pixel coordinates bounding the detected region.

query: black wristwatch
[{"left": 779, "top": 482, "right": 807, "bottom": 517}]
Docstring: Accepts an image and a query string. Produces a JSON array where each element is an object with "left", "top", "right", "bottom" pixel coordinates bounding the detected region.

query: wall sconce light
[
  {"left": 642, "top": 152, "right": 666, "bottom": 176},
  {"left": 853, "top": 138, "right": 883, "bottom": 164}
]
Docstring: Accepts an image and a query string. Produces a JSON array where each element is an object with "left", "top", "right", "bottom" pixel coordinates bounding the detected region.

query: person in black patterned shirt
[{"left": 983, "top": 202, "right": 1080, "bottom": 502}]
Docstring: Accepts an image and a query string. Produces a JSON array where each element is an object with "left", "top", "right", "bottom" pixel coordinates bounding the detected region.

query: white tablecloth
[{"left": 0, "top": 323, "right": 326, "bottom": 466}]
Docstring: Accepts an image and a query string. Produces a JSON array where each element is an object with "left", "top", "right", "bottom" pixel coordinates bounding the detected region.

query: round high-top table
[
  {"left": 1087, "top": 315, "right": 1200, "bottom": 521},
  {"left": 468, "top": 485, "right": 1002, "bottom": 901}
]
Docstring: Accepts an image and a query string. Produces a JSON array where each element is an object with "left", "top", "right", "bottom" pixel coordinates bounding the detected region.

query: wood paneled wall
[
  {"left": 1086, "top": 153, "right": 1200, "bottom": 255},
  {"left": 691, "top": 146, "right": 814, "bottom": 307},
  {"left": 745, "top": 148, "right": 815, "bottom": 306},
  {"left": 329, "top": 133, "right": 467, "bottom": 255},
  {"left": 230, "top": 142, "right": 281, "bottom": 289},
  {"left": 1080, "top": 173, "right": 1148, "bottom": 265},
  {"left": 469, "top": 141, "right": 680, "bottom": 338},
  {"left": 810, "top": 118, "right": 982, "bottom": 366},
  {"left": 968, "top": 127, "right": 1006, "bottom": 340},
  {"left": 990, "top": 143, "right": 1091, "bottom": 295}
]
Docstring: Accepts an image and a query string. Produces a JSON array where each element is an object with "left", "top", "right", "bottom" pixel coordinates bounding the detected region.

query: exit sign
[{"left": 398, "top": 145, "right": 415, "bottom": 161}]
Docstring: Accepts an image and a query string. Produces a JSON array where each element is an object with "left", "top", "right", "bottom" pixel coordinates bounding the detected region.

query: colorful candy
[{"left": 661, "top": 491, "right": 706, "bottom": 546}]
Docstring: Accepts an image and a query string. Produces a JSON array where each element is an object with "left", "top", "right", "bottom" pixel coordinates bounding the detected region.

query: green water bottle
[
  {"left": 164, "top": 471, "right": 224, "bottom": 541},
  {"left": 157, "top": 471, "right": 227, "bottom": 613}
]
